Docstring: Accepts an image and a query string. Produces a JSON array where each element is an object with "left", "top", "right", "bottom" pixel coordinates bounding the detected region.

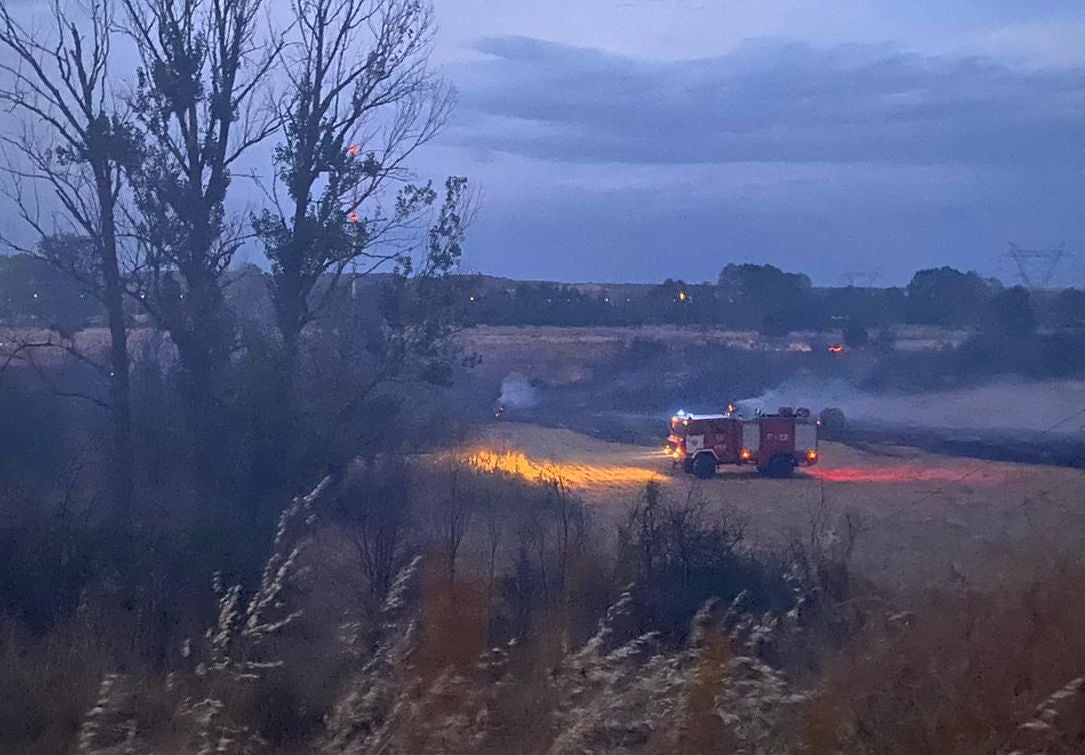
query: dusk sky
[
  {"left": 1, "top": 0, "right": 1083, "bottom": 286},
  {"left": 418, "top": 0, "right": 1085, "bottom": 285}
]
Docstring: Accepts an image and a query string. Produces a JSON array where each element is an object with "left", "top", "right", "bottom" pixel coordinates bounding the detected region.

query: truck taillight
[{"left": 806, "top": 449, "right": 818, "bottom": 462}]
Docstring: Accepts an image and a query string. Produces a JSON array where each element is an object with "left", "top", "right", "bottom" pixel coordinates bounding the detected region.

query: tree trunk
[
  {"left": 168, "top": 267, "right": 234, "bottom": 489},
  {"left": 95, "top": 164, "right": 133, "bottom": 522}
]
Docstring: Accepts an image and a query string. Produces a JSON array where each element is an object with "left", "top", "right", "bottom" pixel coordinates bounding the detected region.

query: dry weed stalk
[
  {"left": 203, "top": 474, "right": 335, "bottom": 678},
  {"left": 1004, "top": 675, "right": 1085, "bottom": 755},
  {"left": 76, "top": 476, "right": 337, "bottom": 754},
  {"left": 77, "top": 673, "right": 141, "bottom": 754}
]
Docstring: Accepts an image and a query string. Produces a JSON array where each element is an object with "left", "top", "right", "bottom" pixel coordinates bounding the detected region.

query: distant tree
[
  {"left": 905, "top": 267, "right": 990, "bottom": 326},
  {"left": 718, "top": 263, "right": 815, "bottom": 330},
  {"left": 1053, "top": 288, "right": 1085, "bottom": 329},
  {"left": 642, "top": 279, "right": 696, "bottom": 324},
  {"left": 985, "top": 286, "right": 1036, "bottom": 338},
  {"left": 718, "top": 264, "right": 812, "bottom": 300},
  {"left": 823, "top": 286, "right": 907, "bottom": 329},
  {"left": 507, "top": 282, "right": 609, "bottom": 326},
  {"left": 0, "top": 251, "right": 101, "bottom": 332}
]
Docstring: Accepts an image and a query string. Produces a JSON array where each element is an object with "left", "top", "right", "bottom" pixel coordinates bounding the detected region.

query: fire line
[{"left": 467, "top": 448, "right": 664, "bottom": 489}]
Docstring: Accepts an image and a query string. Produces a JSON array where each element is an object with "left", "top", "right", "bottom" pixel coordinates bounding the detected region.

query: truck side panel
[{"left": 758, "top": 417, "right": 795, "bottom": 464}]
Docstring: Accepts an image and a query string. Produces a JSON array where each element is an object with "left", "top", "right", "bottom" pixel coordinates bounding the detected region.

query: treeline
[
  {"left": 451, "top": 264, "right": 1085, "bottom": 334},
  {"left": 8, "top": 256, "right": 1083, "bottom": 342}
]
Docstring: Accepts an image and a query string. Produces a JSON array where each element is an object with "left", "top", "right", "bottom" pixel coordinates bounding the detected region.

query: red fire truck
[{"left": 664, "top": 406, "right": 819, "bottom": 479}]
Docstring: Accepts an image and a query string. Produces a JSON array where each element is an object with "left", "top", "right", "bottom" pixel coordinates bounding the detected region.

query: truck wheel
[
  {"left": 692, "top": 453, "right": 716, "bottom": 479},
  {"left": 761, "top": 455, "right": 795, "bottom": 479}
]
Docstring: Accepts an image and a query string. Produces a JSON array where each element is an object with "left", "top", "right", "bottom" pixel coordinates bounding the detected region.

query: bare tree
[
  {"left": 254, "top": 0, "right": 455, "bottom": 365},
  {"left": 0, "top": 0, "right": 137, "bottom": 519},
  {"left": 342, "top": 458, "right": 411, "bottom": 601},
  {"left": 121, "top": 0, "right": 280, "bottom": 476}
]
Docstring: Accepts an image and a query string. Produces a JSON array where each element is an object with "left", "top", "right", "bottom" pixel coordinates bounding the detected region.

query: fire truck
[{"left": 664, "top": 406, "right": 819, "bottom": 479}]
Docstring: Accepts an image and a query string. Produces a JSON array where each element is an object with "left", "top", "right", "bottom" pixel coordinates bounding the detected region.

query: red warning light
[
  {"left": 347, "top": 144, "right": 361, "bottom": 157},
  {"left": 348, "top": 211, "right": 359, "bottom": 224}
]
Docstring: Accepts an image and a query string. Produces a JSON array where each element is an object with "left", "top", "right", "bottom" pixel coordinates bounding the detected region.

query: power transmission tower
[
  {"left": 838, "top": 270, "right": 881, "bottom": 288},
  {"left": 1004, "top": 243, "right": 1070, "bottom": 289}
]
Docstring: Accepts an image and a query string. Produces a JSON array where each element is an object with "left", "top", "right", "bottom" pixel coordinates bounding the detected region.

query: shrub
[{"left": 615, "top": 483, "right": 793, "bottom": 641}]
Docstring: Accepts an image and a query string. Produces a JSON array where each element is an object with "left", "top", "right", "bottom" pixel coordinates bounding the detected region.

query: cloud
[
  {"left": 424, "top": 38, "right": 1085, "bottom": 284},
  {"left": 445, "top": 36, "right": 1085, "bottom": 169}
]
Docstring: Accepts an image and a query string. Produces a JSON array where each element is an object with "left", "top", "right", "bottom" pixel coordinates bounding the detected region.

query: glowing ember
[{"left": 467, "top": 448, "right": 663, "bottom": 490}]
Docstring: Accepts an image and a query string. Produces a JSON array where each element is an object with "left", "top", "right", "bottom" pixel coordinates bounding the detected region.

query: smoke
[
  {"left": 739, "top": 375, "right": 1085, "bottom": 436},
  {"left": 498, "top": 372, "right": 541, "bottom": 410}
]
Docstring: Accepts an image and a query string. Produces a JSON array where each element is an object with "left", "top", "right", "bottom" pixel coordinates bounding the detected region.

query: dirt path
[{"left": 471, "top": 422, "right": 1085, "bottom": 589}]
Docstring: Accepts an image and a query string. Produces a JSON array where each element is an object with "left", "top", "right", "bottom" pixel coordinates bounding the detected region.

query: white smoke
[
  {"left": 739, "top": 375, "right": 1085, "bottom": 436},
  {"left": 498, "top": 372, "right": 541, "bottom": 410}
]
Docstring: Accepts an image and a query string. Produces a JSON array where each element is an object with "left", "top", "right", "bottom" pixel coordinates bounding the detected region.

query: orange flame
[{"left": 466, "top": 448, "right": 663, "bottom": 490}]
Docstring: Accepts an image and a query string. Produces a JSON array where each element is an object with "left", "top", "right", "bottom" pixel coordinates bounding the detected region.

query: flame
[{"left": 467, "top": 448, "right": 663, "bottom": 490}]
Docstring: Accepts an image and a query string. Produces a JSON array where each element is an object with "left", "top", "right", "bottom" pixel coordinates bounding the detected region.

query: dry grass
[
  {"left": 472, "top": 422, "right": 1085, "bottom": 590},
  {"left": 803, "top": 558, "right": 1085, "bottom": 754},
  {"left": 6, "top": 438, "right": 1085, "bottom": 753}
]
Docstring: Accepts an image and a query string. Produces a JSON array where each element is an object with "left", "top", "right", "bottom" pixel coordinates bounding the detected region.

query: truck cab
[{"left": 665, "top": 411, "right": 742, "bottom": 479}]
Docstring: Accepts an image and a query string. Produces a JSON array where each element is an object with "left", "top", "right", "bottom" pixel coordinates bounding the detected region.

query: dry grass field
[
  {"left": 456, "top": 324, "right": 967, "bottom": 383},
  {"left": 469, "top": 421, "right": 1085, "bottom": 590}
]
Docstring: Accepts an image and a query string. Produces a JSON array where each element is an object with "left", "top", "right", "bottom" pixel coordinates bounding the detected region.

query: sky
[
  {"left": 1, "top": 0, "right": 1082, "bottom": 286},
  {"left": 414, "top": 0, "right": 1085, "bottom": 284}
]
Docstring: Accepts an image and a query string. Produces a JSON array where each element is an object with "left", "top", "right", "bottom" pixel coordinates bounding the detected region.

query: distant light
[
  {"left": 347, "top": 144, "right": 360, "bottom": 156},
  {"left": 348, "top": 211, "right": 360, "bottom": 223},
  {"left": 469, "top": 295, "right": 476, "bottom": 302},
  {"left": 740, "top": 449, "right": 752, "bottom": 461},
  {"left": 678, "top": 291, "right": 688, "bottom": 302},
  {"left": 32, "top": 292, "right": 38, "bottom": 299}
]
